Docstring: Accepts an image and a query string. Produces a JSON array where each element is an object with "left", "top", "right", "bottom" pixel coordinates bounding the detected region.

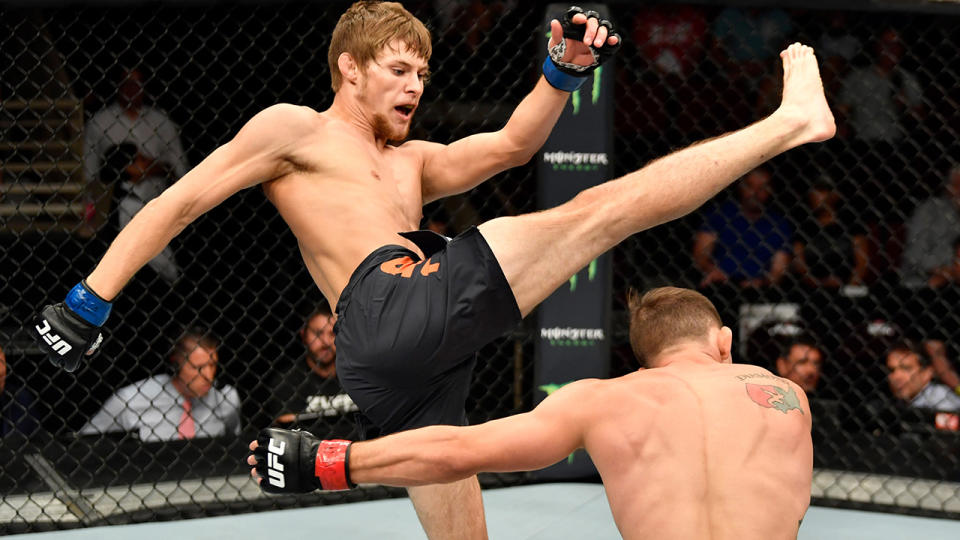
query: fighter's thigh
[{"left": 478, "top": 188, "right": 622, "bottom": 317}]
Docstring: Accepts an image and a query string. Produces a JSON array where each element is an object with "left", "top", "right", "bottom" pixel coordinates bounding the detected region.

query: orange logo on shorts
[{"left": 380, "top": 256, "right": 440, "bottom": 278}]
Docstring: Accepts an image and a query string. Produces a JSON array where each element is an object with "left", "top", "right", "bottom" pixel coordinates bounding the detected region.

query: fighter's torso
[
  {"left": 261, "top": 111, "right": 427, "bottom": 306},
  {"left": 589, "top": 363, "right": 811, "bottom": 540}
]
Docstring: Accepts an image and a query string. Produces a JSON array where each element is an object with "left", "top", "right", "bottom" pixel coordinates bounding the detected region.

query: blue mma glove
[{"left": 31, "top": 280, "right": 110, "bottom": 372}]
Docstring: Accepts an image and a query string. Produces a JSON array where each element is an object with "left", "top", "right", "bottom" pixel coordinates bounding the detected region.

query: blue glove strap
[
  {"left": 542, "top": 57, "right": 587, "bottom": 92},
  {"left": 65, "top": 281, "right": 112, "bottom": 327}
]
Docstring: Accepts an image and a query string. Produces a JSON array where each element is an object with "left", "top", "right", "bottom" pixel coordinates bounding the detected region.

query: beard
[{"left": 372, "top": 112, "right": 410, "bottom": 142}]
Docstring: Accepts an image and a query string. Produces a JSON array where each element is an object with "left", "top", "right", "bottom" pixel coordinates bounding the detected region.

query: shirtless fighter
[
  {"left": 32, "top": 0, "right": 834, "bottom": 536},
  {"left": 249, "top": 287, "right": 813, "bottom": 539},
  {"left": 31, "top": 3, "right": 620, "bottom": 538}
]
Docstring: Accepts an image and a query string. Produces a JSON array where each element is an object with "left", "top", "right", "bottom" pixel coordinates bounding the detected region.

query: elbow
[
  {"left": 143, "top": 193, "right": 193, "bottom": 236},
  {"left": 508, "top": 147, "right": 537, "bottom": 167},
  {"left": 498, "top": 129, "right": 538, "bottom": 167},
  {"left": 431, "top": 434, "right": 481, "bottom": 484},
  {"left": 435, "top": 456, "right": 479, "bottom": 485}
]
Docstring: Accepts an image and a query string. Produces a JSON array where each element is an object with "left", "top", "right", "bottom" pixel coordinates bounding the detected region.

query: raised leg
[
  {"left": 480, "top": 43, "right": 835, "bottom": 316},
  {"left": 407, "top": 476, "right": 487, "bottom": 540}
]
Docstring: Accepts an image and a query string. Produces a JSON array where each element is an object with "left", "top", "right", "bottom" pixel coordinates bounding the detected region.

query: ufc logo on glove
[
  {"left": 35, "top": 320, "right": 74, "bottom": 356},
  {"left": 267, "top": 438, "right": 287, "bottom": 488}
]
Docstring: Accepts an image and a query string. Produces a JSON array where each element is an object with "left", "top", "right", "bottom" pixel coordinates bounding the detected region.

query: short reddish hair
[
  {"left": 328, "top": 1, "right": 432, "bottom": 91},
  {"left": 628, "top": 287, "right": 722, "bottom": 367}
]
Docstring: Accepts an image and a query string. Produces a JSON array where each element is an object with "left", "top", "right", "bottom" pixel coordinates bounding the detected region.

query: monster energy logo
[
  {"left": 542, "top": 152, "right": 608, "bottom": 172},
  {"left": 540, "top": 326, "right": 605, "bottom": 347}
]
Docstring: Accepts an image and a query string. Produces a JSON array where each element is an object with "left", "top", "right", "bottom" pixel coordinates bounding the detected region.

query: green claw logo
[
  {"left": 569, "top": 258, "right": 598, "bottom": 292},
  {"left": 571, "top": 66, "right": 603, "bottom": 116}
]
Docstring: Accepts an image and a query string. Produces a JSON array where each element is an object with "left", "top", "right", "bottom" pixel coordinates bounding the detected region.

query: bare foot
[{"left": 775, "top": 43, "right": 836, "bottom": 144}]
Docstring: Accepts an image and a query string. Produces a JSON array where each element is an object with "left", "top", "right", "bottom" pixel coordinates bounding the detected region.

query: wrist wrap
[
  {"left": 65, "top": 280, "right": 112, "bottom": 327},
  {"left": 315, "top": 440, "right": 355, "bottom": 490},
  {"left": 542, "top": 57, "right": 587, "bottom": 92}
]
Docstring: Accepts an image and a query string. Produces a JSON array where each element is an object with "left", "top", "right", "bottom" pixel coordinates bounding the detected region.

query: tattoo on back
[{"left": 744, "top": 382, "right": 804, "bottom": 415}]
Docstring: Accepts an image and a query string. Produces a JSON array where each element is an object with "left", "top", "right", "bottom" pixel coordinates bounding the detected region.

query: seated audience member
[
  {"left": 926, "top": 236, "right": 960, "bottom": 289},
  {"left": 694, "top": 167, "right": 792, "bottom": 289},
  {"left": 81, "top": 329, "right": 241, "bottom": 441},
  {"left": 886, "top": 341, "right": 960, "bottom": 412},
  {"left": 793, "top": 178, "right": 868, "bottom": 288},
  {"left": 901, "top": 165, "right": 960, "bottom": 288},
  {"left": 1, "top": 344, "right": 40, "bottom": 438},
  {"left": 84, "top": 67, "right": 189, "bottom": 283},
  {"left": 775, "top": 335, "right": 824, "bottom": 395},
  {"left": 267, "top": 304, "right": 357, "bottom": 437},
  {"left": 922, "top": 339, "right": 960, "bottom": 395}
]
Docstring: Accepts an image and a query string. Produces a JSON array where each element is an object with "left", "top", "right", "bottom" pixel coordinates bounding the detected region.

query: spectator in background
[
  {"left": 886, "top": 341, "right": 960, "bottom": 412},
  {"left": 901, "top": 166, "right": 960, "bottom": 288},
  {"left": 926, "top": 236, "right": 960, "bottom": 289},
  {"left": 837, "top": 28, "right": 923, "bottom": 157},
  {"left": 267, "top": 304, "right": 357, "bottom": 437},
  {"left": 711, "top": 7, "right": 793, "bottom": 76},
  {"left": 633, "top": 5, "right": 707, "bottom": 79},
  {"left": 921, "top": 340, "right": 960, "bottom": 396},
  {"left": 431, "top": 0, "right": 516, "bottom": 52},
  {"left": 631, "top": 5, "right": 711, "bottom": 140},
  {"left": 422, "top": 204, "right": 454, "bottom": 238},
  {"left": 0, "top": 345, "right": 39, "bottom": 438},
  {"left": 793, "top": 177, "right": 868, "bottom": 288},
  {"left": 81, "top": 328, "right": 240, "bottom": 442},
  {"left": 84, "top": 67, "right": 189, "bottom": 283},
  {"left": 694, "top": 167, "right": 792, "bottom": 289},
  {"left": 775, "top": 335, "right": 824, "bottom": 395},
  {"left": 816, "top": 12, "right": 859, "bottom": 98}
]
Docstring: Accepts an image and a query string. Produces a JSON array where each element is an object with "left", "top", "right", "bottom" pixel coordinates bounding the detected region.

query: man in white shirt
[
  {"left": 81, "top": 329, "right": 240, "bottom": 442},
  {"left": 83, "top": 68, "right": 189, "bottom": 283},
  {"left": 886, "top": 342, "right": 960, "bottom": 412}
]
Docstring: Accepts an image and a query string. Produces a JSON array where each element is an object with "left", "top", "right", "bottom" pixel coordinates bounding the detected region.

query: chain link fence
[{"left": 1, "top": 0, "right": 959, "bottom": 533}]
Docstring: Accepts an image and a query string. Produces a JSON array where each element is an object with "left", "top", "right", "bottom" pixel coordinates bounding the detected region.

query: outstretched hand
[{"left": 549, "top": 10, "right": 620, "bottom": 68}]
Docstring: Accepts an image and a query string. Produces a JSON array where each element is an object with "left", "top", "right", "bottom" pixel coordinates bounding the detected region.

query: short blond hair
[
  {"left": 628, "top": 287, "right": 722, "bottom": 367},
  {"left": 328, "top": 1, "right": 432, "bottom": 91}
]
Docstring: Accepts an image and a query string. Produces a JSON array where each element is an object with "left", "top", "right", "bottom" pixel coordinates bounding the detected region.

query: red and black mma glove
[
  {"left": 31, "top": 280, "right": 111, "bottom": 372},
  {"left": 542, "top": 6, "right": 622, "bottom": 92},
  {"left": 252, "top": 427, "right": 355, "bottom": 494}
]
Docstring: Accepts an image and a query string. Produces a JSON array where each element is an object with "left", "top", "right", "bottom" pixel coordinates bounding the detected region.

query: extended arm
[
  {"left": 349, "top": 381, "right": 597, "bottom": 486},
  {"left": 415, "top": 78, "right": 570, "bottom": 203},
  {"left": 416, "top": 11, "right": 620, "bottom": 202},
  {"left": 32, "top": 105, "right": 311, "bottom": 371},
  {"left": 248, "top": 379, "right": 602, "bottom": 491},
  {"left": 86, "top": 104, "right": 305, "bottom": 299}
]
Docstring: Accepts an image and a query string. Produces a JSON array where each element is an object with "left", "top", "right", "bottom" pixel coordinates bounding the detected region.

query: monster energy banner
[{"left": 533, "top": 3, "right": 613, "bottom": 480}]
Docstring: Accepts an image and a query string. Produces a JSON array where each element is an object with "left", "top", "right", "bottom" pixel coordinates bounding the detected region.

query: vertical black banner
[{"left": 533, "top": 3, "right": 613, "bottom": 480}]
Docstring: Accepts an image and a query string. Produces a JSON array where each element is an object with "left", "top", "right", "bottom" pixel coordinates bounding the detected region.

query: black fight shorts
[{"left": 333, "top": 227, "right": 521, "bottom": 439}]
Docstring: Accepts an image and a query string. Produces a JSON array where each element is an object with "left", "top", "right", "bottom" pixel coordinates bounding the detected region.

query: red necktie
[{"left": 178, "top": 398, "right": 195, "bottom": 440}]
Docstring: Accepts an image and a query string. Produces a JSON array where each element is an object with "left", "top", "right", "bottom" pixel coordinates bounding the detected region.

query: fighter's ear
[
  {"left": 717, "top": 326, "right": 733, "bottom": 364},
  {"left": 338, "top": 53, "right": 360, "bottom": 85}
]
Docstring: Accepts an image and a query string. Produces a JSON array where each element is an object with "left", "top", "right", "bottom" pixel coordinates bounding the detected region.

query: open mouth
[{"left": 394, "top": 104, "right": 415, "bottom": 119}]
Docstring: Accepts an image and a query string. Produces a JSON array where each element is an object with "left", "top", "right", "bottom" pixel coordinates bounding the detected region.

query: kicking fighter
[
  {"left": 31, "top": 3, "right": 619, "bottom": 539},
  {"left": 33, "top": 2, "right": 834, "bottom": 538},
  {"left": 249, "top": 287, "right": 813, "bottom": 540}
]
